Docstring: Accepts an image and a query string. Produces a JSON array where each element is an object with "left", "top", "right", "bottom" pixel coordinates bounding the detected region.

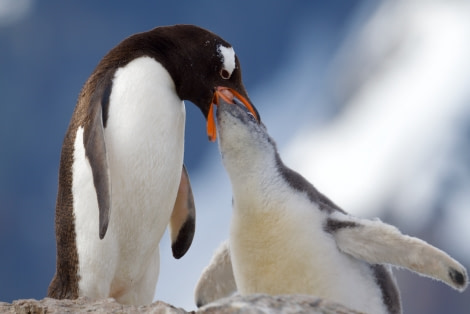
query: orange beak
[{"left": 207, "top": 87, "right": 259, "bottom": 142}]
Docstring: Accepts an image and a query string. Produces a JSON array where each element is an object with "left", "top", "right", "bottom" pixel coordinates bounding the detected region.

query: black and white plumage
[
  {"left": 194, "top": 98, "right": 468, "bottom": 314},
  {"left": 48, "top": 25, "right": 254, "bottom": 305}
]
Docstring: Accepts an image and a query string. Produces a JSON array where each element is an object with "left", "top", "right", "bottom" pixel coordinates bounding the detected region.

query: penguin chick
[{"left": 195, "top": 97, "right": 468, "bottom": 313}]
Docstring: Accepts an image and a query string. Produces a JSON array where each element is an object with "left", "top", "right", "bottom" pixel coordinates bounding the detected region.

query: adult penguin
[{"left": 47, "top": 24, "right": 258, "bottom": 305}]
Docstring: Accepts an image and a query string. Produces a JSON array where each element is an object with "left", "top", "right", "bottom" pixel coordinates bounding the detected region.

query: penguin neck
[{"left": 224, "top": 148, "right": 284, "bottom": 210}]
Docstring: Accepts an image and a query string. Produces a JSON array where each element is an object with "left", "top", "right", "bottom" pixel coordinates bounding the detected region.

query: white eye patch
[{"left": 217, "top": 45, "right": 236, "bottom": 79}]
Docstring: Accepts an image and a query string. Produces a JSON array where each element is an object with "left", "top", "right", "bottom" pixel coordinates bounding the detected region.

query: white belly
[
  {"left": 230, "top": 197, "right": 388, "bottom": 314},
  {"left": 72, "top": 56, "right": 185, "bottom": 304}
]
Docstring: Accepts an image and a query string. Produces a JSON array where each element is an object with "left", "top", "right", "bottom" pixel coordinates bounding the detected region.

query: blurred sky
[{"left": 1, "top": 0, "right": 469, "bottom": 313}]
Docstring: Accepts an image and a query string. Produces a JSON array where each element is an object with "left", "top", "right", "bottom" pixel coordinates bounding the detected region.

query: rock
[
  {"left": 0, "top": 295, "right": 361, "bottom": 313},
  {"left": 198, "top": 294, "right": 362, "bottom": 314},
  {"left": 0, "top": 297, "right": 186, "bottom": 314}
]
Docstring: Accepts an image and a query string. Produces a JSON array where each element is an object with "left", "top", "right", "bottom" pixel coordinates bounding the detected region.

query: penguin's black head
[
  {"left": 95, "top": 24, "right": 258, "bottom": 131},
  {"left": 145, "top": 25, "right": 256, "bottom": 119}
]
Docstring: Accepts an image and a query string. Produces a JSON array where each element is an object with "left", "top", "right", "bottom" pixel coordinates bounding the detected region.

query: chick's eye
[
  {"left": 220, "top": 68, "right": 231, "bottom": 79},
  {"left": 247, "top": 111, "right": 257, "bottom": 122}
]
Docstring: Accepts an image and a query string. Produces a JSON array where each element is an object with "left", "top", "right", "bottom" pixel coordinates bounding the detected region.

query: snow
[{"left": 286, "top": 0, "right": 470, "bottom": 222}]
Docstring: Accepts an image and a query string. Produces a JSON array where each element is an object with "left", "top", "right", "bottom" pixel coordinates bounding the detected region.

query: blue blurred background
[{"left": 1, "top": 0, "right": 469, "bottom": 312}]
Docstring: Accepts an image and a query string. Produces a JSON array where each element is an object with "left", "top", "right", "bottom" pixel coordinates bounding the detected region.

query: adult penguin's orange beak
[{"left": 207, "top": 86, "right": 260, "bottom": 142}]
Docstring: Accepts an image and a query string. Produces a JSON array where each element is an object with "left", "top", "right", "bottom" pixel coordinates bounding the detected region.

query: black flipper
[
  {"left": 83, "top": 76, "right": 112, "bottom": 239},
  {"left": 170, "top": 165, "right": 196, "bottom": 258}
]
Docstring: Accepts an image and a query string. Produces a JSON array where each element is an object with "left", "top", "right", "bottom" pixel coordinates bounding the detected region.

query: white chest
[
  {"left": 104, "top": 56, "right": 186, "bottom": 239},
  {"left": 230, "top": 194, "right": 329, "bottom": 294}
]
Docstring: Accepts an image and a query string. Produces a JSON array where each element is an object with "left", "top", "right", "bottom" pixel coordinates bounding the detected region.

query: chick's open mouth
[{"left": 207, "top": 87, "right": 259, "bottom": 142}]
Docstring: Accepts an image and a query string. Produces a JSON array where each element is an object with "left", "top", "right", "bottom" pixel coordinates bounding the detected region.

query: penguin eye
[
  {"left": 220, "top": 68, "right": 231, "bottom": 80},
  {"left": 247, "top": 111, "right": 257, "bottom": 122}
]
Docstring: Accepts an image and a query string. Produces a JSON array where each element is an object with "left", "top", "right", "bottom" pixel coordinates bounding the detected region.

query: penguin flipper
[
  {"left": 83, "top": 83, "right": 112, "bottom": 240},
  {"left": 195, "top": 240, "right": 237, "bottom": 307},
  {"left": 169, "top": 164, "right": 196, "bottom": 259},
  {"left": 328, "top": 213, "right": 468, "bottom": 292}
]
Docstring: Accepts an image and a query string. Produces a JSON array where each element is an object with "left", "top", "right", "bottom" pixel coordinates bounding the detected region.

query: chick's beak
[{"left": 206, "top": 87, "right": 260, "bottom": 142}]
